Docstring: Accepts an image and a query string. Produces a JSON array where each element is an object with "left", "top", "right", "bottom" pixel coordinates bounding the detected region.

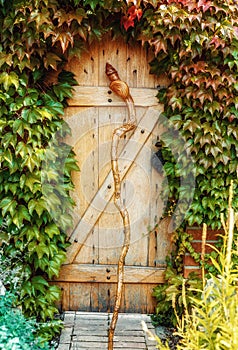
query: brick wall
[{"left": 183, "top": 227, "right": 223, "bottom": 278}]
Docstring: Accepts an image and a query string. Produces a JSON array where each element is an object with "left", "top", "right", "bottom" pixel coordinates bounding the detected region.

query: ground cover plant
[{"left": 0, "top": 292, "right": 50, "bottom": 350}]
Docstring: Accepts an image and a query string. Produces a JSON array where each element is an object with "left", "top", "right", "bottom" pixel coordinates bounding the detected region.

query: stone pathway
[{"left": 57, "top": 312, "right": 157, "bottom": 350}]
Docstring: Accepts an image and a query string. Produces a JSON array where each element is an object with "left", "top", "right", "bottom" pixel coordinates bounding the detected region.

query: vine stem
[{"left": 105, "top": 63, "right": 136, "bottom": 350}]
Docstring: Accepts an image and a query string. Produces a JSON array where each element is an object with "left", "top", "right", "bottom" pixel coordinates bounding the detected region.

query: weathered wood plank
[
  {"left": 96, "top": 107, "right": 148, "bottom": 266},
  {"left": 61, "top": 282, "right": 70, "bottom": 311},
  {"left": 124, "top": 284, "right": 144, "bottom": 314},
  {"left": 98, "top": 282, "right": 117, "bottom": 312},
  {"left": 98, "top": 35, "right": 128, "bottom": 86},
  {"left": 123, "top": 141, "right": 152, "bottom": 266},
  {"left": 93, "top": 106, "right": 126, "bottom": 265},
  {"left": 53, "top": 264, "right": 165, "bottom": 284},
  {"left": 65, "top": 45, "right": 99, "bottom": 87},
  {"left": 57, "top": 344, "right": 70, "bottom": 350},
  {"left": 149, "top": 217, "right": 175, "bottom": 268},
  {"left": 51, "top": 282, "right": 158, "bottom": 313},
  {"left": 63, "top": 106, "right": 99, "bottom": 233},
  {"left": 110, "top": 342, "right": 146, "bottom": 349},
  {"left": 71, "top": 341, "right": 108, "bottom": 348},
  {"left": 65, "top": 104, "right": 163, "bottom": 263},
  {"left": 146, "top": 284, "right": 157, "bottom": 314},
  {"left": 68, "top": 86, "right": 159, "bottom": 107},
  {"left": 126, "top": 42, "right": 156, "bottom": 88},
  {"left": 69, "top": 283, "right": 91, "bottom": 311},
  {"left": 59, "top": 327, "right": 73, "bottom": 344},
  {"left": 58, "top": 311, "right": 157, "bottom": 349}
]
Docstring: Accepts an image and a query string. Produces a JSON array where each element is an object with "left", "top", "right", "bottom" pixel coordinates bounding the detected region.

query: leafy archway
[{"left": 1, "top": 0, "right": 238, "bottom": 341}]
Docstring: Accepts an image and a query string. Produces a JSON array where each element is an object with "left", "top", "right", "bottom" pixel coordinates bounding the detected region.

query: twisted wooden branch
[{"left": 106, "top": 63, "right": 137, "bottom": 350}]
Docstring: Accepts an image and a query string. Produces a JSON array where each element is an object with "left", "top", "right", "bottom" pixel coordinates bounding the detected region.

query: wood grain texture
[
  {"left": 56, "top": 33, "right": 172, "bottom": 314},
  {"left": 53, "top": 282, "right": 159, "bottom": 314},
  {"left": 65, "top": 105, "right": 163, "bottom": 263},
  {"left": 68, "top": 86, "right": 159, "bottom": 107},
  {"left": 53, "top": 264, "right": 165, "bottom": 284},
  {"left": 58, "top": 312, "right": 157, "bottom": 349}
]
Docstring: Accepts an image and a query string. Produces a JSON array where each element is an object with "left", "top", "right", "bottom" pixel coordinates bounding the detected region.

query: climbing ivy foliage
[
  {"left": 1, "top": 0, "right": 238, "bottom": 338},
  {"left": 0, "top": 0, "right": 81, "bottom": 340},
  {"left": 139, "top": 0, "right": 238, "bottom": 229}
]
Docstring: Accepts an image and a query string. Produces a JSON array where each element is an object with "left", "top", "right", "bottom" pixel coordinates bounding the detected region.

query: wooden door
[{"left": 53, "top": 36, "right": 173, "bottom": 313}]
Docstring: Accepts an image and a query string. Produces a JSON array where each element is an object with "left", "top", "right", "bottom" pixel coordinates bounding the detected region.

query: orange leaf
[
  {"left": 149, "top": 38, "right": 167, "bottom": 55},
  {"left": 51, "top": 31, "right": 74, "bottom": 53}
]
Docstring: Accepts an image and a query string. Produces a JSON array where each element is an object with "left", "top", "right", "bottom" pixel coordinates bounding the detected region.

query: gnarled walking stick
[{"left": 106, "top": 63, "right": 137, "bottom": 350}]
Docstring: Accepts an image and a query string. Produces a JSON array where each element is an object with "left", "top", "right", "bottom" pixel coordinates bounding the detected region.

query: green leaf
[
  {"left": 22, "top": 155, "right": 38, "bottom": 172},
  {"left": 43, "top": 52, "right": 62, "bottom": 70},
  {"left": 1, "top": 132, "right": 17, "bottom": 149},
  {"left": 45, "top": 223, "right": 60, "bottom": 238},
  {"left": 21, "top": 225, "right": 40, "bottom": 242},
  {"left": 0, "top": 52, "right": 13, "bottom": 67},
  {"left": 183, "top": 119, "right": 201, "bottom": 133},
  {"left": 0, "top": 197, "right": 17, "bottom": 217},
  {"left": 31, "top": 276, "right": 49, "bottom": 288},
  {"left": 53, "top": 82, "right": 73, "bottom": 101},
  {"left": 3, "top": 149, "right": 13, "bottom": 165},
  {"left": 4, "top": 181, "right": 18, "bottom": 195},
  {"left": 0, "top": 71, "right": 19, "bottom": 91},
  {"left": 47, "top": 285, "right": 61, "bottom": 301},
  {"left": 16, "top": 142, "right": 33, "bottom": 158},
  {"left": 47, "top": 261, "right": 61, "bottom": 278},
  {"left": 23, "top": 174, "right": 41, "bottom": 192},
  {"left": 13, "top": 205, "right": 31, "bottom": 228},
  {"left": 64, "top": 155, "right": 80, "bottom": 176},
  {"left": 44, "top": 98, "right": 64, "bottom": 115},
  {"left": 13, "top": 119, "right": 26, "bottom": 137},
  {"left": 35, "top": 199, "right": 46, "bottom": 217},
  {"left": 58, "top": 212, "right": 73, "bottom": 231},
  {"left": 35, "top": 242, "right": 50, "bottom": 259}
]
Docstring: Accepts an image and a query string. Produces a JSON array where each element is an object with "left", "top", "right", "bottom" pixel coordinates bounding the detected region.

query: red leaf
[
  {"left": 122, "top": 5, "right": 143, "bottom": 31},
  {"left": 210, "top": 36, "right": 225, "bottom": 49},
  {"left": 193, "top": 61, "right": 207, "bottom": 74},
  {"left": 122, "top": 16, "right": 135, "bottom": 31},
  {"left": 136, "top": 9, "right": 143, "bottom": 20},
  {"left": 197, "top": 0, "right": 211, "bottom": 12},
  {"left": 128, "top": 6, "right": 137, "bottom": 20}
]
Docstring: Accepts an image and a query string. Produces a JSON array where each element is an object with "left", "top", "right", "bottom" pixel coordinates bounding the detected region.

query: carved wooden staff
[{"left": 106, "top": 63, "right": 136, "bottom": 350}]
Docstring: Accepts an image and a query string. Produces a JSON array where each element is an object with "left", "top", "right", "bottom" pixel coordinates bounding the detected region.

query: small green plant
[
  {"left": 152, "top": 182, "right": 238, "bottom": 349},
  {"left": 0, "top": 229, "right": 29, "bottom": 294},
  {"left": 152, "top": 262, "right": 202, "bottom": 328},
  {"left": 0, "top": 292, "right": 50, "bottom": 350}
]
